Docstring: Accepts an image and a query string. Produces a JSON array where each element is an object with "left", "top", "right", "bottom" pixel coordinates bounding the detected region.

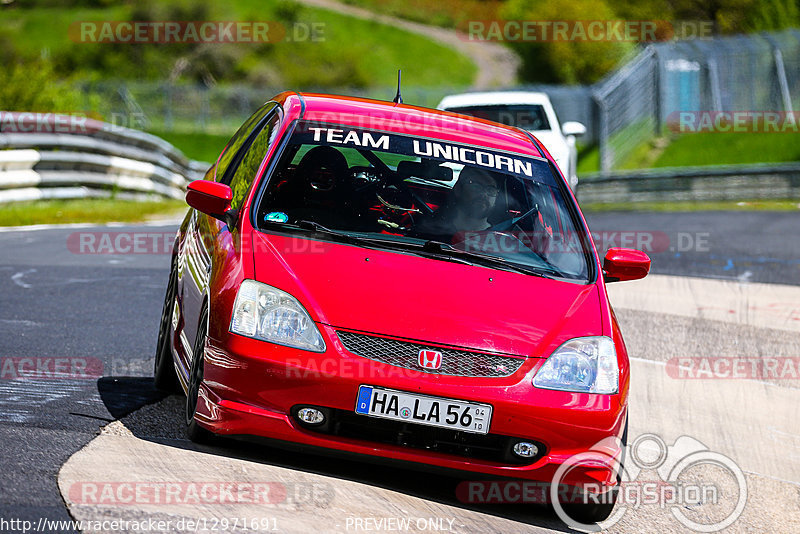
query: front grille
[
  {"left": 295, "top": 406, "right": 545, "bottom": 465},
  {"left": 336, "top": 330, "right": 525, "bottom": 378}
]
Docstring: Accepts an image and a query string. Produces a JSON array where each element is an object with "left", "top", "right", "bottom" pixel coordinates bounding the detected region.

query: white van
[{"left": 438, "top": 91, "right": 586, "bottom": 190}]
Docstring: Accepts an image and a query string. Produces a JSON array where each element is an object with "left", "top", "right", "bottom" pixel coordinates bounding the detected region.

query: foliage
[
  {"left": 501, "top": 0, "right": 633, "bottom": 84},
  {"left": 0, "top": 0, "right": 474, "bottom": 89},
  {"left": 342, "top": 0, "right": 800, "bottom": 84},
  {"left": 0, "top": 57, "right": 88, "bottom": 112}
]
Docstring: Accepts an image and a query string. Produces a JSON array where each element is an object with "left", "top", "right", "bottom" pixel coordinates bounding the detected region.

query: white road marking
[
  {"left": 11, "top": 268, "right": 36, "bottom": 288},
  {"left": 0, "top": 319, "right": 40, "bottom": 327},
  {"left": 0, "top": 218, "right": 182, "bottom": 233},
  {"left": 0, "top": 379, "right": 95, "bottom": 424},
  {"left": 608, "top": 274, "right": 800, "bottom": 332},
  {"left": 628, "top": 357, "right": 800, "bottom": 485}
]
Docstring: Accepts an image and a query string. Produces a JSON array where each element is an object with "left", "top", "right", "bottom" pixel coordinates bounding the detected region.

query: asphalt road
[
  {"left": 584, "top": 211, "right": 800, "bottom": 285},
  {"left": 0, "top": 222, "right": 171, "bottom": 530},
  {"left": 1, "top": 210, "right": 798, "bottom": 532}
]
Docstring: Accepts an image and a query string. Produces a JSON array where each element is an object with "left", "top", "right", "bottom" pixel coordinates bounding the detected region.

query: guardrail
[
  {"left": 577, "top": 162, "right": 800, "bottom": 205},
  {"left": 0, "top": 112, "right": 210, "bottom": 204}
]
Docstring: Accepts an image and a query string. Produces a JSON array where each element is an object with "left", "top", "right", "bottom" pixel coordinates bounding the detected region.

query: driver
[
  {"left": 282, "top": 145, "right": 364, "bottom": 228},
  {"left": 416, "top": 166, "right": 500, "bottom": 240}
]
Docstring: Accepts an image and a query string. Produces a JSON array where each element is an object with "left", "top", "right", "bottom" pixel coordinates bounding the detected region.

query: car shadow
[
  {"left": 97, "top": 376, "right": 167, "bottom": 419},
  {"left": 97, "top": 376, "right": 579, "bottom": 533}
]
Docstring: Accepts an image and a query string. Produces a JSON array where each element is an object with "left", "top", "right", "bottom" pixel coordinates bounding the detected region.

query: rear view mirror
[
  {"left": 185, "top": 180, "right": 233, "bottom": 223},
  {"left": 562, "top": 121, "right": 586, "bottom": 137},
  {"left": 603, "top": 247, "right": 650, "bottom": 282},
  {"left": 396, "top": 161, "right": 453, "bottom": 182}
]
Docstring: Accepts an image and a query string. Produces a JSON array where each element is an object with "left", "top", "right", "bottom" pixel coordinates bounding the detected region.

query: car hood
[{"left": 252, "top": 231, "right": 602, "bottom": 357}]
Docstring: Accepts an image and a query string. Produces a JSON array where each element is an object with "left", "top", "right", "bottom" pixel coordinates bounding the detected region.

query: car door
[{"left": 177, "top": 103, "right": 280, "bottom": 373}]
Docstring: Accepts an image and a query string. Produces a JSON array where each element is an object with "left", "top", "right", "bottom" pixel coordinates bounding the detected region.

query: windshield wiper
[
  {"left": 422, "top": 241, "right": 562, "bottom": 279},
  {"left": 268, "top": 221, "right": 559, "bottom": 276},
  {"left": 294, "top": 220, "right": 384, "bottom": 248},
  {"left": 279, "top": 221, "right": 473, "bottom": 265},
  {"left": 263, "top": 219, "right": 382, "bottom": 250}
]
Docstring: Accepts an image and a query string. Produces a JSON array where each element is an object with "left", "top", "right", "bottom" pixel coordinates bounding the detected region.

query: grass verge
[
  {"left": 653, "top": 132, "right": 800, "bottom": 167},
  {"left": 578, "top": 130, "right": 800, "bottom": 175},
  {"left": 149, "top": 130, "right": 228, "bottom": 164},
  {"left": 581, "top": 199, "right": 800, "bottom": 213},
  {"left": 0, "top": 199, "right": 187, "bottom": 227},
  {"left": 341, "top": 0, "right": 502, "bottom": 28}
]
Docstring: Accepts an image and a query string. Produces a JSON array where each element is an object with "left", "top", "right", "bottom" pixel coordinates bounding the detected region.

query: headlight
[
  {"left": 230, "top": 280, "right": 326, "bottom": 353},
  {"left": 532, "top": 336, "right": 618, "bottom": 394}
]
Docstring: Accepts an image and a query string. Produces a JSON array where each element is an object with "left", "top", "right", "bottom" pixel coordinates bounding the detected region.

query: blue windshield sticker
[{"left": 264, "top": 211, "right": 289, "bottom": 223}]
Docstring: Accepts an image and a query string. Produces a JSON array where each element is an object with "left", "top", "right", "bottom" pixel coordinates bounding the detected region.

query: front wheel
[
  {"left": 551, "top": 418, "right": 627, "bottom": 526},
  {"left": 154, "top": 263, "right": 180, "bottom": 392},
  {"left": 185, "top": 310, "right": 215, "bottom": 444},
  {"left": 559, "top": 491, "right": 618, "bottom": 524}
]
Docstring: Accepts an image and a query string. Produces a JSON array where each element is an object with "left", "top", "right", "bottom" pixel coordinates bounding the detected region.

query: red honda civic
[{"left": 154, "top": 92, "right": 650, "bottom": 523}]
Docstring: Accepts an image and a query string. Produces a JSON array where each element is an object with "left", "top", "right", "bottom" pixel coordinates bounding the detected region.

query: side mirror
[
  {"left": 562, "top": 121, "right": 587, "bottom": 137},
  {"left": 603, "top": 247, "right": 650, "bottom": 282},
  {"left": 185, "top": 180, "right": 234, "bottom": 223}
]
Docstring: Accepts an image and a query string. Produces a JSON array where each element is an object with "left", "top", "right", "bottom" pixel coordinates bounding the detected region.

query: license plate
[{"left": 355, "top": 385, "right": 492, "bottom": 434}]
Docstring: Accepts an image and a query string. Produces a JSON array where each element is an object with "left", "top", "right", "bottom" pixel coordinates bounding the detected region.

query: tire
[
  {"left": 561, "top": 493, "right": 618, "bottom": 524},
  {"left": 553, "top": 418, "right": 627, "bottom": 525},
  {"left": 153, "top": 262, "right": 181, "bottom": 392},
  {"left": 185, "top": 309, "right": 215, "bottom": 444}
]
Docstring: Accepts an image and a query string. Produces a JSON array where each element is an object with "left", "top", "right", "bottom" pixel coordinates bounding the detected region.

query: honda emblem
[{"left": 418, "top": 350, "right": 443, "bottom": 370}]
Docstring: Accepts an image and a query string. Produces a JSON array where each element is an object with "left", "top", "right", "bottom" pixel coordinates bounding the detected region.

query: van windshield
[{"left": 255, "top": 121, "right": 591, "bottom": 281}]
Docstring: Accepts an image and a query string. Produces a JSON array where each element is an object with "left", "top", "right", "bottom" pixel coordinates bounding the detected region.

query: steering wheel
[{"left": 349, "top": 166, "right": 385, "bottom": 194}]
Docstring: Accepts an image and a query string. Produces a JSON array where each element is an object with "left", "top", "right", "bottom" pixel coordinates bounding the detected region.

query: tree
[{"left": 501, "top": 0, "right": 634, "bottom": 84}]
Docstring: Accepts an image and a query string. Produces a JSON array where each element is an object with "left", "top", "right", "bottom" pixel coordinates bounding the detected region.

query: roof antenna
[{"left": 392, "top": 69, "right": 403, "bottom": 104}]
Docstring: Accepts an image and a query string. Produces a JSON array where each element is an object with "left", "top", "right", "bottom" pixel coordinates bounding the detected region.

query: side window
[
  {"left": 228, "top": 113, "right": 281, "bottom": 211},
  {"left": 214, "top": 102, "right": 276, "bottom": 182}
]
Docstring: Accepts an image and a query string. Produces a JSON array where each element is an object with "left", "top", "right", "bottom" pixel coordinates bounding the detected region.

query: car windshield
[
  {"left": 255, "top": 121, "right": 590, "bottom": 281},
  {"left": 445, "top": 104, "right": 551, "bottom": 131}
]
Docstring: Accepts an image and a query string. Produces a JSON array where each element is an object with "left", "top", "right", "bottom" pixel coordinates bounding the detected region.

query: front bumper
[{"left": 195, "top": 325, "right": 627, "bottom": 487}]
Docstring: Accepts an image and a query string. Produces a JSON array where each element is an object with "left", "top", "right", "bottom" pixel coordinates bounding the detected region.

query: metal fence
[
  {"left": 576, "top": 162, "right": 800, "bottom": 204},
  {"left": 0, "top": 113, "right": 207, "bottom": 204},
  {"left": 595, "top": 29, "right": 800, "bottom": 171},
  {"left": 80, "top": 82, "right": 464, "bottom": 135}
]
